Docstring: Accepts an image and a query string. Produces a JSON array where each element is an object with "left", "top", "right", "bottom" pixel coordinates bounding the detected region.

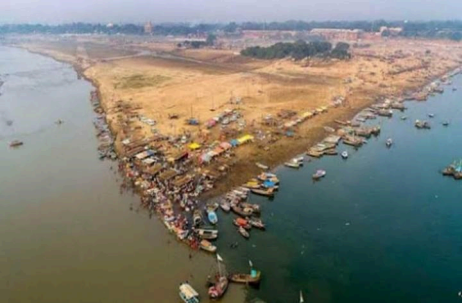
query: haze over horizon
[{"left": 0, "top": 0, "right": 461, "bottom": 24}]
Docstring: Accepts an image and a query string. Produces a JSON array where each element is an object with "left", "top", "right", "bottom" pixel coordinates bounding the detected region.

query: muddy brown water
[{"left": 0, "top": 46, "right": 244, "bottom": 303}]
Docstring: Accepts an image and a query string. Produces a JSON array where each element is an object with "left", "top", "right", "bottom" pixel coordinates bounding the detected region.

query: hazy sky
[{"left": 0, "top": 0, "right": 460, "bottom": 24}]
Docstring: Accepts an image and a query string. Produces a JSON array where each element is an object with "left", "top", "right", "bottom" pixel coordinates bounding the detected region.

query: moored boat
[
  {"left": 179, "top": 282, "right": 200, "bottom": 303},
  {"left": 231, "top": 205, "right": 254, "bottom": 217},
  {"left": 312, "top": 169, "right": 326, "bottom": 180},
  {"left": 233, "top": 218, "right": 252, "bottom": 230},
  {"left": 241, "top": 202, "right": 261, "bottom": 213},
  {"left": 229, "top": 269, "right": 261, "bottom": 285},
  {"left": 207, "top": 211, "right": 218, "bottom": 225},
  {"left": 249, "top": 218, "right": 266, "bottom": 230},
  {"left": 341, "top": 151, "right": 348, "bottom": 159},
  {"left": 193, "top": 209, "right": 202, "bottom": 226},
  {"left": 219, "top": 200, "right": 231, "bottom": 212},
  {"left": 284, "top": 161, "right": 301, "bottom": 168},
  {"left": 200, "top": 239, "right": 217, "bottom": 253},
  {"left": 208, "top": 254, "right": 229, "bottom": 299},
  {"left": 238, "top": 226, "right": 250, "bottom": 239},
  {"left": 415, "top": 119, "right": 431, "bottom": 129},
  {"left": 195, "top": 228, "right": 218, "bottom": 240},
  {"left": 251, "top": 188, "right": 274, "bottom": 197}
]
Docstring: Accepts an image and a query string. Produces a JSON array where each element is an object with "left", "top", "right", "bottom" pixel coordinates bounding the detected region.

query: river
[
  {"left": 0, "top": 46, "right": 244, "bottom": 303},
  {"left": 214, "top": 74, "right": 462, "bottom": 302}
]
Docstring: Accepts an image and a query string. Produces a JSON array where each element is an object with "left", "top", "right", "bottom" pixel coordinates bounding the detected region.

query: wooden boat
[
  {"left": 179, "top": 282, "right": 200, "bottom": 303},
  {"left": 233, "top": 218, "right": 252, "bottom": 230},
  {"left": 249, "top": 218, "right": 266, "bottom": 230},
  {"left": 208, "top": 255, "right": 228, "bottom": 299},
  {"left": 206, "top": 202, "right": 219, "bottom": 212},
  {"left": 386, "top": 138, "right": 393, "bottom": 147},
  {"left": 377, "top": 109, "right": 393, "bottom": 117},
  {"left": 193, "top": 209, "right": 202, "bottom": 226},
  {"left": 229, "top": 269, "right": 261, "bottom": 285},
  {"left": 231, "top": 205, "right": 253, "bottom": 217},
  {"left": 242, "top": 181, "right": 261, "bottom": 189},
  {"left": 323, "top": 149, "right": 338, "bottom": 156},
  {"left": 219, "top": 201, "right": 231, "bottom": 212},
  {"left": 415, "top": 120, "right": 431, "bottom": 129},
  {"left": 196, "top": 228, "right": 218, "bottom": 240},
  {"left": 9, "top": 140, "right": 23, "bottom": 147},
  {"left": 255, "top": 162, "right": 269, "bottom": 170},
  {"left": 241, "top": 202, "right": 261, "bottom": 213},
  {"left": 251, "top": 188, "right": 274, "bottom": 197},
  {"left": 342, "top": 136, "right": 363, "bottom": 147},
  {"left": 284, "top": 161, "right": 301, "bottom": 168},
  {"left": 306, "top": 149, "right": 324, "bottom": 158},
  {"left": 238, "top": 226, "right": 250, "bottom": 239},
  {"left": 207, "top": 211, "right": 218, "bottom": 225},
  {"left": 312, "top": 169, "right": 326, "bottom": 180},
  {"left": 200, "top": 239, "right": 217, "bottom": 253},
  {"left": 341, "top": 151, "right": 348, "bottom": 159}
]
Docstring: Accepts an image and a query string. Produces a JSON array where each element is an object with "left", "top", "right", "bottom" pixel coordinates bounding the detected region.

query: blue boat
[{"left": 208, "top": 211, "right": 218, "bottom": 225}]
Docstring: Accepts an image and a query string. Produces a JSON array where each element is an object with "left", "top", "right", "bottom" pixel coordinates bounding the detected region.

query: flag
[{"left": 217, "top": 254, "right": 223, "bottom": 262}]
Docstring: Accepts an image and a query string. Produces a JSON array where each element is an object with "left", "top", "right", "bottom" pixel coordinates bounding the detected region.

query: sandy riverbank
[{"left": 8, "top": 35, "right": 462, "bottom": 199}]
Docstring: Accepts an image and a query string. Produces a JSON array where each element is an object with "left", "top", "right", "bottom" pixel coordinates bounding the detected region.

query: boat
[
  {"left": 193, "top": 209, "right": 202, "bottom": 226},
  {"left": 206, "top": 202, "right": 219, "bottom": 212},
  {"left": 428, "top": 113, "right": 435, "bottom": 118},
  {"left": 442, "top": 121, "right": 449, "bottom": 126},
  {"left": 251, "top": 188, "right": 274, "bottom": 197},
  {"left": 9, "top": 140, "right": 23, "bottom": 147},
  {"left": 242, "top": 181, "right": 261, "bottom": 189},
  {"left": 238, "top": 226, "right": 250, "bottom": 239},
  {"left": 257, "top": 172, "right": 279, "bottom": 184},
  {"left": 249, "top": 218, "right": 266, "bottom": 230},
  {"left": 233, "top": 218, "right": 252, "bottom": 230},
  {"left": 341, "top": 151, "right": 348, "bottom": 159},
  {"left": 261, "top": 180, "right": 278, "bottom": 190},
  {"left": 306, "top": 149, "right": 324, "bottom": 158},
  {"left": 415, "top": 120, "right": 431, "bottom": 129},
  {"left": 241, "top": 202, "right": 261, "bottom": 213},
  {"left": 386, "top": 138, "right": 393, "bottom": 147},
  {"left": 284, "top": 161, "right": 301, "bottom": 168},
  {"left": 300, "top": 290, "right": 304, "bottom": 303},
  {"left": 208, "top": 254, "right": 229, "bottom": 299},
  {"left": 312, "top": 169, "right": 326, "bottom": 180},
  {"left": 255, "top": 162, "right": 269, "bottom": 170},
  {"left": 207, "top": 211, "right": 218, "bottom": 225},
  {"left": 196, "top": 228, "right": 218, "bottom": 240},
  {"left": 229, "top": 268, "right": 261, "bottom": 285},
  {"left": 219, "top": 200, "right": 231, "bottom": 212},
  {"left": 323, "top": 149, "right": 338, "bottom": 156},
  {"left": 179, "top": 282, "right": 200, "bottom": 303},
  {"left": 231, "top": 205, "right": 254, "bottom": 217},
  {"left": 400, "top": 115, "right": 408, "bottom": 120},
  {"left": 200, "top": 239, "right": 217, "bottom": 253}
]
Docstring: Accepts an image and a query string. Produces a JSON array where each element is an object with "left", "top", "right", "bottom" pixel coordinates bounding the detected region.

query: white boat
[
  {"left": 200, "top": 239, "right": 217, "bottom": 253},
  {"left": 386, "top": 138, "right": 393, "bottom": 147},
  {"left": 179, "top": 282, "right": 200, "bottom": 303},
  {"left": 428, "top": 113, "right": 435, "bottom": 118},
  {"left": 300, "top": 290, "right": 304, "bottom": 303},
  {"left": 255, "top": 162, "right": 269, "bottom": 170},
  {"left": 284, "top": 161, "right": 301, "bottom": 169},
  {"left": 219, "top": 201, "right": 231, "bottom": 212},
  {"left": 312, "top": 169, "right": 326, "bottom": 180},
  {"left": 341, "top": 151, "right": 348, "bottom": 159}
]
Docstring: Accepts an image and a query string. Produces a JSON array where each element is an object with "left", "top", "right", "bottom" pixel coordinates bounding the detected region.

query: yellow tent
[
  {"left": 188, "top": 142, "right": 201, "bottom": 150},
  {"left": 237, "top": 135, "right": 254, "bottom": 144}
]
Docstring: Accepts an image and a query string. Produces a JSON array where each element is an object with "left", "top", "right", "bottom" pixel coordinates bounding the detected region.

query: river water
[
  {"left": 0, "top": 47, "right": 244, "bottom": 303},
  {"left": 215, "top": 75, "right": 462, "bottom": 302}
]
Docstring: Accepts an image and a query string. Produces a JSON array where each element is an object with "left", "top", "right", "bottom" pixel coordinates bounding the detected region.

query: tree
[{"left": 206, "top": 34, "right": 217, "bottom": 46}]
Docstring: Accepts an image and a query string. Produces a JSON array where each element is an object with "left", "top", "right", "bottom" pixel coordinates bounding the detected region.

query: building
[
  {"left": 310, "top": 29, "right": 364, "bottom": 41},
  {"left": 144, "top": 22, "right": 153, "bottom": 35}
]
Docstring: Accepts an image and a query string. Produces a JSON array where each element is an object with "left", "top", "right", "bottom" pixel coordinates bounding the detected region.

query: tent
[
  {"left": 237, "top": 135, "right": 254, "bottom": 145},
  {"left": 188, "top": 142, "right": 201, "bottom": 150},
  {"left": 220, "top": 142, "right": 232, "bottom": 150}
]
